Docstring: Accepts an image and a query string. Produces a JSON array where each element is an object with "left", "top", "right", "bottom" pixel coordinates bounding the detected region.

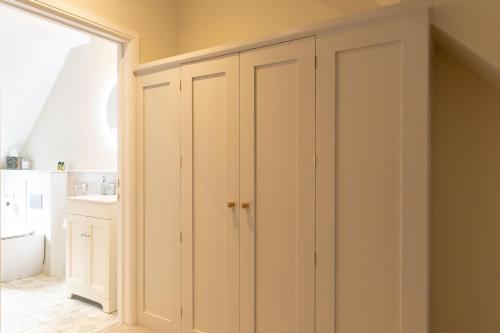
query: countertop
[{"left": 66, "top": 194, "right": 118, "bottom": 204}]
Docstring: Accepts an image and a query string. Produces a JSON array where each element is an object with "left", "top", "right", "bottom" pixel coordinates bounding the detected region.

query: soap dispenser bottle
[{"left": 100, "top": 176, "right": 107, "bottom": 195}]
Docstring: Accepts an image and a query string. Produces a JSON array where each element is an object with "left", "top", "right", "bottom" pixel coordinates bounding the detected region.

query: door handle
[
  {"left": 241, "top": 202, "right": 250, "bottom": 209},
  {"left": 227, "top": 202, "right": 236, "bottom": 208}
]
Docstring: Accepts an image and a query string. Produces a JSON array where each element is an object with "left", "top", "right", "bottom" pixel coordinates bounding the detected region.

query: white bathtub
[{"left": 1, "top": 230, "right": 45, "bottom": 282}]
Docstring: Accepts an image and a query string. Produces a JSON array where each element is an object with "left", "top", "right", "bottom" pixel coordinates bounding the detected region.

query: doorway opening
[{"left": 0, "top": 0, "right": 137, "bottom": 331}]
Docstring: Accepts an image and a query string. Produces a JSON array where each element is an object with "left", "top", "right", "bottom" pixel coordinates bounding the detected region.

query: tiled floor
[
  {"left": 0, "top": 274, "right": 119, "bottom": 333},
  {"left": 101, "top": 325, "right": 154, "bottom": 333}
]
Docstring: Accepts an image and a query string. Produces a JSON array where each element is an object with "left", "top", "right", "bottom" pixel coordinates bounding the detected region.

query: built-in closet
[{"left": 135, "top": 5, "right": 429, "bottom": 333}]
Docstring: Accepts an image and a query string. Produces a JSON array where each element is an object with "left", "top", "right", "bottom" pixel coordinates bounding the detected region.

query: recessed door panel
[
  {"left": 240, "top": 37, "right": 316, "bottom": 333},
  {"left": 192, "top": 73, "right": 227, "bottom": 332},
  {"left": 335, "top": 42, "right": 402, "bottom": 333},
  {"left": 316, "top": 21, "right": 416, "bottom": 332},
  {"left": 181, "top": 55, "right": 239, "bottom": 333},
  {"left": 137, "top": 67, "right": 181, "bottom": 332},
  {"left": 66, "top": 214, "right": 87, "bottom": 286},
  {"left": 87, "top": 217, "right": 109, "bottom": 298}
]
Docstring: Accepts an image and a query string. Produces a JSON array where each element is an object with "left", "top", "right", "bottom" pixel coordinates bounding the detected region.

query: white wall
[
  {"left": 22, "top": 36, "right": 118, "bottom": 171},
  {"left": 0, "top": 3, "right": 89, "bottom": 167},
  {"left": 67, "top": 171, "right": 117, "bottom": 196}
]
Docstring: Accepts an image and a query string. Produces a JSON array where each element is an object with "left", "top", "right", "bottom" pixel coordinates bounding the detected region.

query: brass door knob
[
  {"left": 241, "top": 202, "right": 250, "bottom": 209},
  {"left": 227, "top": 202, "right": 235, "bottom": 208}
]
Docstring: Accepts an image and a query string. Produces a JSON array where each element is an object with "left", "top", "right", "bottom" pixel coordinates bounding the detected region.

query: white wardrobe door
[
  {"left": 316, "top": 15, "right": 429, "bottom": 333},
  {"left": 240, "top": 37, "right": 316, "bottom": 333},
  {"left": 137, "top": 67, "right": 181, "bottom": 332},
  {"left": 181, "top": 54, "right": 239, "bottom": 333}
]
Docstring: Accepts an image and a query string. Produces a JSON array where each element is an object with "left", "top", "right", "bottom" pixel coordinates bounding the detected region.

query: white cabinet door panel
[
  {"left": 240, "top": 37, "right": 316, "bottom": 333},
  {"left": 181, "top": 55, "right": 239, "bottom": 333},
  {"left": 315, "top": 15, "right": 430, "bottom": 333},
  {"left": 87, "top": 217, "right": 110, "bottom": 298},
  {"left": 137, "top": 67, "right": 181, "bottom": 333},
  {"left": 66, "top": 214, "right": 87, "bottom": 287}
]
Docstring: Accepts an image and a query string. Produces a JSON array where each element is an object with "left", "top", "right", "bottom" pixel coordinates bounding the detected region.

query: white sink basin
[{"left": 67, "top": 194, "right": 118, "bottom": 204}]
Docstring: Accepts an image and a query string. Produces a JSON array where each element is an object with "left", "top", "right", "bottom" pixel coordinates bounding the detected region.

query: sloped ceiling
[
  {"left": 0, "top": 3, "right": 89, "bottom": 166},
  {"left": 432, "top": 0, "right": 500, "bottom": 87}
]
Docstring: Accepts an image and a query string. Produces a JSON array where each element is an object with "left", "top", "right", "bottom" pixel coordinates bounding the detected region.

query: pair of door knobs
[{"left": 227, "top": 202, "right": 249, "bottom": 209}]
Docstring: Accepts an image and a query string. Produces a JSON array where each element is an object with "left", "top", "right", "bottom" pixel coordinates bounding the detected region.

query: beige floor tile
[
  {"left": 1, "top": 315, "right": 42, "bottom": 333},
  {"left": 100, "top": 324, "right": 156, "bottom": 333},
  {"left": 23, "top": 324, "right": 58, "bottom": 333},
  {"left": 1, "top": 274, "right": 118, "bottom": 333}
]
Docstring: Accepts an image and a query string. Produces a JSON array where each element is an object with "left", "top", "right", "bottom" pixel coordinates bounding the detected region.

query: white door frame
[{"left": 1, "top": 0, "right": 139, "bottom": 324}]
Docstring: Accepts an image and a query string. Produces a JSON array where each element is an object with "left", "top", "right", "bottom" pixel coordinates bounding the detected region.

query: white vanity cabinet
[{"left": 65, "top": 196, "right": 117, "bottom": 313}]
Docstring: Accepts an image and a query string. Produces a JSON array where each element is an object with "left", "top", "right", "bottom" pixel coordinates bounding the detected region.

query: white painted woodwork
[
  {"left": 66, "top": 197, "right": 115, "bottom": 220},
  {"left": 136, "top": 67, "right": 181, "bottom": 332},
  {"left": 87, "top": 217, "right": 110, "bottom": 298},
  {"left": 240, "top": 37, "right": 316, "bottom": 333},
  {"left": 66, "top": 199, "right": 117, "bottom": 313},
  {"left": 316, "top": 14, "right": 429, "bottom": 333},
  {"left": 181, "top": 54, "right": 240, "bottom": 333},
  {"left": 66, "top": 214, "right": 87, "bottom": 286},
  {"left": 134, "top": 7, "right": 430, "bottom": 333}
]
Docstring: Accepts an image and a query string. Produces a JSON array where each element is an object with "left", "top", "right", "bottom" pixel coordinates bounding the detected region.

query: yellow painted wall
[
  {"left": 431, "top": 48, "right": 500, "bottom": 332},
  {"left": 39, "top": 0, "right": 400, "bottom": 61},
  {"left": 176, "top": 0, "right": 397, "bottom": 54},
  {"left": 41, "top": 0, "right": 178, "bottom": 63},
  {"left": 432, "top": 0, "right": 500, "bottom": 73}
]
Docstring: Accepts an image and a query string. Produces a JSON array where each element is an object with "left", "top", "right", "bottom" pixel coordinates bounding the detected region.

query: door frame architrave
[{"left": 0, "top": 0, "right": 139, "bottom": 324}]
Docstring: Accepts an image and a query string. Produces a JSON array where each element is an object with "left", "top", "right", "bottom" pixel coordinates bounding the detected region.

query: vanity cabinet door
[
  {"left": 66, "top": 214, "right": 87, "bottom": 287},
  {"left": 86, "top": 217, "right": 110, "bottom": 298}
]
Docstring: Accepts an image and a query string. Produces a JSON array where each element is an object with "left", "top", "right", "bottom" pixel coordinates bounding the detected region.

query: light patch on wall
[
  {"left": 372, "top": 0, "right": 399, "bottom": 6},
  {"left": 106, "top": 84, "right": 118, "bottom": 159},
  {"left": 314, "top": 0, "right": 397, "bottom": 13}
]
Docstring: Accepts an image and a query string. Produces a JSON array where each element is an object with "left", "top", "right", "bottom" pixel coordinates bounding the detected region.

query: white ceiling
[{"left": 0, "top": 3, "right": 90, "bottom": 164}]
